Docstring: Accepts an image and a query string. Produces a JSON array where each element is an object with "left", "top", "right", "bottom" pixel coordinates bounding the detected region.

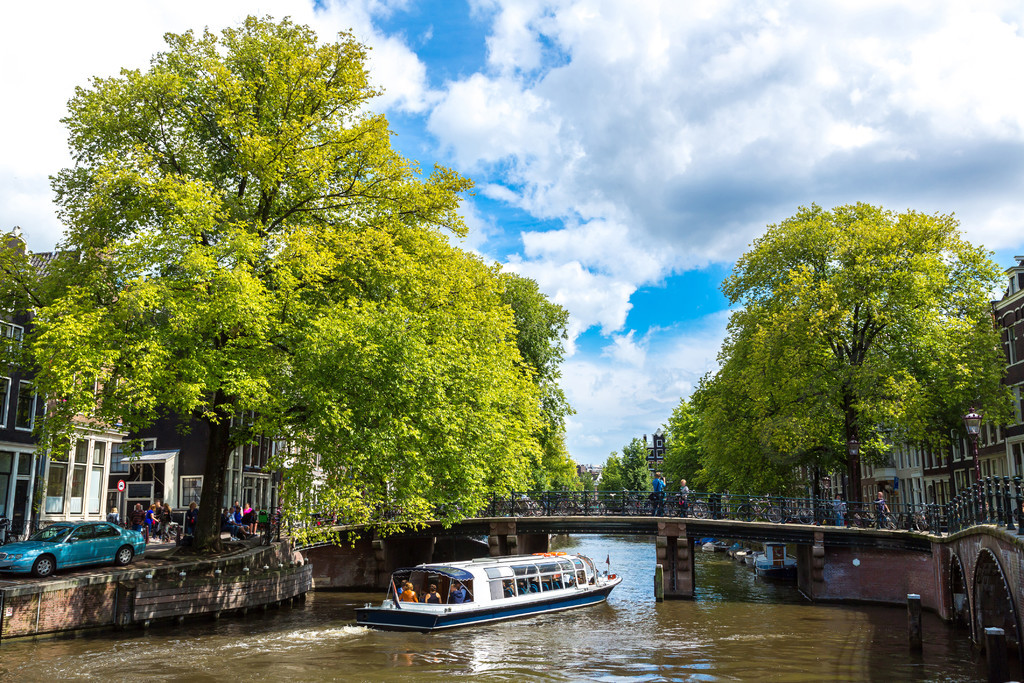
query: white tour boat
[{"left": 356, "top": 552, "right": 622, "bottom": 632}]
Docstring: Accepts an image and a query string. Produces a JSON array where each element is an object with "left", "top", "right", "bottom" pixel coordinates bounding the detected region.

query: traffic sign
[{"left": 117, "top": 479, "right": 125, "bottom": 492}]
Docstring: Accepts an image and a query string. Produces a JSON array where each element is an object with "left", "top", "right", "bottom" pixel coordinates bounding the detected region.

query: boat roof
[
  {"left": 397, "top": 553, "right": 587, "bottom": 578},
  {"left": 392, "top": 565, "right": 475, "bottom": 581}
]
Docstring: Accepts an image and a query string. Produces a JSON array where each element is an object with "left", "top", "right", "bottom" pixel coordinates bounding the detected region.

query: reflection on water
[{"left": 0, "top": 535, "right": 992, "bottom": 682}]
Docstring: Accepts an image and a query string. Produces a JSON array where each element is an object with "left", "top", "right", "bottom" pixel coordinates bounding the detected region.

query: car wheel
[
  {"left": 32, "top": 555, "right": 55, "bottom": 578},
  {"left": 115, "top": 545, "right": 134, "bottom": 566}
]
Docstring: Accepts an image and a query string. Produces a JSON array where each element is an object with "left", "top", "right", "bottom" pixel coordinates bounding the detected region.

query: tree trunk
[
  {"left": 194, "top": 392, "right": 234, "bottom": 552},
  {"left": 843, "top": 393, "right": 862, "bottom": 503}
]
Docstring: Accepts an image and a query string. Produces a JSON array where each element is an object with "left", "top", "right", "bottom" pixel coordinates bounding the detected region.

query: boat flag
[{"left": 606, "top": 554, "right": 610, "bottom": 567}]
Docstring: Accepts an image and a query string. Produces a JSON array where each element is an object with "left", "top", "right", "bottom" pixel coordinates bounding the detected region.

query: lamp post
[
  {"left": 963, "top": 408, "right": 983, "bottom": 485},
  {"left": 845, "top": 437, "right": 859, "bottom": 501}
]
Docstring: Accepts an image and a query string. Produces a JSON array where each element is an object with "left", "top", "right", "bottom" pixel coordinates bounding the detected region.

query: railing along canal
[{"left": 476, "top": 477, "right": 1024, "bottom": 537}]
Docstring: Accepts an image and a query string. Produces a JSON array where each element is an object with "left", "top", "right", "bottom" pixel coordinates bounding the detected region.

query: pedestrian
[
  {"left": 242, "top": 502, "right": 257, "bottom": 536},
  {"left": 130, "top": 503, "right": 146, "bottom": 540},
  {"left": 652, "top": 470, "right": 666, "bottom": 516},
  {"left": 679, "top": 479, "right": 690, "bottom": 517},
  {"left": 145, "top": 503, "right": 158, "bottom": 543},
  {"left": 160, "top": 502, "right": 173, "bottom": 541},
  {"left": 184, "top": 501, "right": 199, "bottom": 536},
  {"left": 833, "top": 494, "right": 846, "bottom": 527},
  {"left": 106, "top": 506, "right": 120, "bottom": 525},
  {"left": 874, "top": 491, "right": 890, "bottom": 526}
]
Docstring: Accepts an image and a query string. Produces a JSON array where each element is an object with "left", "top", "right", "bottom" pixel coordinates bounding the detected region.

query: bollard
[
  {"left": 654, "top": 564, "right": 664, "bottom": 602},
  {"left": 907, "top": 594, "right": 922, "bottom": 651},
  {"left": 985, "top": 627, "right": 1009, "bottom": 683}
]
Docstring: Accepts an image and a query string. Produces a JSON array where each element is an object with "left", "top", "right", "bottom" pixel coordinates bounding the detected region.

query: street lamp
[
  {"left": 963, "top": 408, "right": 983, "bottom": 484},
  {"left": 845, "top": 437, "right": 859, "bottom": 500}
]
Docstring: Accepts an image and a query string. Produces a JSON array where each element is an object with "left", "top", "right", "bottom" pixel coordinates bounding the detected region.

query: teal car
[{"left": 0, "top": 521, "right": 146, "bottom": 577}]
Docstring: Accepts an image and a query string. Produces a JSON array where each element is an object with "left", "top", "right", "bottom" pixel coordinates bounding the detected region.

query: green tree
[
  {"left": 29, "top": 17, "right": 542, "bottom": 549},
  {"left": 699, "top": 203, "right": 1009, "bottom": 499},
  {"left": 662, "top": 400, "right": 704, "bottom": 491},
  {"left": 497, "top": 272, "right": 577, "bottom": 490},
  {"left": 620, "top": 438, "right": 653, "bottom": 491},
  {"left": 596, "top": 454, "right": 623, "bottom": 492}
]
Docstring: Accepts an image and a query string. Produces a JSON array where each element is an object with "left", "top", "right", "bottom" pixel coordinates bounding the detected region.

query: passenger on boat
[
  {"left": 517, "top": 578, "right": 529, "bottom": 594},
  {"left": 551, "top": 576, "right": 563, "bottom": 589},
  {"left": 503, "top": 580, "right": 516, "bottom": 598},
  {"left": 424, "top": 584, "right": 442, "bottom": 604},
  {"left": 529, "top": 578, "right": 541, "bottom": 593},
  {"left": 399, "top": 581, "right": 418, "bottom": 602},
  {"left": 450, "top": 582, "right": 469, "bottom": 603}
]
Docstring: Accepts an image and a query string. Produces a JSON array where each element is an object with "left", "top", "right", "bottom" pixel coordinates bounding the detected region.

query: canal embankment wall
[{"left": 0, "top": 542, "right": 312, "bottom": 642}]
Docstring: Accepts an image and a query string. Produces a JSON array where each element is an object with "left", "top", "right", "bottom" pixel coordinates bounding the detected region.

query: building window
[
  {"left": 14, "top": 381, "right": 35, "bottom": 431},
  {"left": 1008, "top": 326, "right": 1018, "bottom": 365},
  {"left": 180, "top": 476, "right": 202, "bottom": 508},
  {"left": 0, "top": 376, "right": 8, "bottom": 428},
  {"left": 0, "top": 322, "right": 22, "bottom": 354},
  {"left": 45, "top": 461, "right": 68, "bottom": 514},
  {"left": 89, "top": 441, "right": 106, "bottom": 515},
  {"left": 110, "top": 442, "right": 129, "bottom": 473},
  {"left": 70, "top": 440, "right": 89, "bottom": 515}
]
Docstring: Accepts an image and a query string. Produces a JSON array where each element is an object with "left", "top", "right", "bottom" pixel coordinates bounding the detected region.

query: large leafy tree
[
  {"left": 497, "top": 272, "right": 578, "bottom": 491},
  {"left": 662, "top": 399, "right": 705, "bottom": 491},
  {"left": 29, "top": 17, "right": 542, "bottom": 548},
  {"left": 697, "top": 203, "right": 1009, "bottom": 500},
  {"left": 620, "top": 438, "right": 653, "bottom": 491},
  {"left": 596, "top": 454, "right": 623, "bottom": 492}
]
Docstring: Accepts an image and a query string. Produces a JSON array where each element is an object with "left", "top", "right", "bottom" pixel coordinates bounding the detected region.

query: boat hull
[{"left": 356, "top": 579, "right": 621, "bottom": 632}]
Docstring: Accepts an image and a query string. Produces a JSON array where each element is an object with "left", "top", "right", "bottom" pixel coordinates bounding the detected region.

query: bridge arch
[
  {"left": 948, "top": 551, "right": 970, "bottom": 630},
  {"left": 972, "top": 547, "right": 1020, "bottom": 650}
]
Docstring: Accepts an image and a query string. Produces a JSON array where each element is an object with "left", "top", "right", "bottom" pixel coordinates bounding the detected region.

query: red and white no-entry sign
[{"left": 117, "top": 479, "right": 126, "bottom": 492}]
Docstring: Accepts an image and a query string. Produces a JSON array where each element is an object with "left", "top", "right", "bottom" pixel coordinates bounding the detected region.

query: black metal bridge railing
[{"left": 479, "top": 477, "right": 1024, "bottom": 537}]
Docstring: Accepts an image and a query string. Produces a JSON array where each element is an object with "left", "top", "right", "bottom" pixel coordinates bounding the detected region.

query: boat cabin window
[{"left": 485, "top": 566, "right": 514, "bottom": 600}]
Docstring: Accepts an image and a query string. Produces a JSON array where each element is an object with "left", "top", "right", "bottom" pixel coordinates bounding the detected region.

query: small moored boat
[
  {"left": 754, "top": 543, "right": 796, "bottom": 580},
  {"left": 356, "top": 552, "right": 622, "bottom": 632}
]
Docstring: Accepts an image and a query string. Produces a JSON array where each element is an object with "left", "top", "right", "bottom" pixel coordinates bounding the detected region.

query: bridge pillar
[
  {"left": 796, "top": 531, "right": 826, "bottom": 599},
  {"left": 382, "top": 535, "right": 435, "bottom": 575},
  {"left": 657, "top": 521, "right": 694, "bottom": 599},
  {"left": 489, "top": 521, "right": 517, "bottom": 557},
  {"left": 517, "top": 533, "right": 550, "bottom": 555}
]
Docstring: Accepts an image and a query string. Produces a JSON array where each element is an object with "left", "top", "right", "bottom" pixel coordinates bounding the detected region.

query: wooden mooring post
[
  {"left": 907, "top": 593, "right": 922, "bottom": 651},
  {"left": 654, "top": 564, "right": 664, "bottom": 602},
  {"left": 984, "top": 627, "right": 1009, "bottom": 683}
]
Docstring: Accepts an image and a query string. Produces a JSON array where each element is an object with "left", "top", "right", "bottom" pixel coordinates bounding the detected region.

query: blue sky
[{"left": 4, "top": 1, "right": 1024, "bottom": 464}]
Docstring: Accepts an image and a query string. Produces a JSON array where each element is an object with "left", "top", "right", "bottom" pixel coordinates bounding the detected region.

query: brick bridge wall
[{"left": 0, "top": 542, "right": 309, "bottom": 641}]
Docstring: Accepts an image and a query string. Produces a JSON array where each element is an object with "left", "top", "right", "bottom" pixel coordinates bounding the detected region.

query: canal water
[{"left": 0, "top": 535, "right": 995, "bottom": 681}]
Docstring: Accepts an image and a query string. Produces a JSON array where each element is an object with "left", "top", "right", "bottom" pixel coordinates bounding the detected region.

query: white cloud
[
  {"left": 561, "top": 310, "right": 729, "bottom": 464},
  {"left": 431, "top": 0, "right": 1024, "bottom": 275}
]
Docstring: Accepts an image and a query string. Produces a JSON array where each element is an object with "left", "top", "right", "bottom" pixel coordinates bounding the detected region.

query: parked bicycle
[
  {"left": 0, "top": 517, "right": 11, "bottom": 546},
  {"left": 261, "top": 509, "right": 282, "bottom": 546}
]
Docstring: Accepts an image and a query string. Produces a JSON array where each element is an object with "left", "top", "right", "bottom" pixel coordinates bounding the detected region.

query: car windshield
[{"left": 29, "top": 525, "right": 74, "bottom": 543}]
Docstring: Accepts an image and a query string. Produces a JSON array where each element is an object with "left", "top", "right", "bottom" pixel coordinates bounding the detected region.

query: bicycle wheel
[
  {"left": 691, "top": 501, "right": 710, "bottom": 519},
  {"left": 736, "top": 503, "right": 754, "bottom": 522},
  {"left": 766, "top": 506, "right": 783, "bottom": 524},
  {"left": 796, "top": 507, "right": 814, "bottom": 524},
  {"left": 913, "top": 514, "right": 929, "bottom": 532},
  {"left": 882, "top": 513, "right": 897, "bottom": 530}
]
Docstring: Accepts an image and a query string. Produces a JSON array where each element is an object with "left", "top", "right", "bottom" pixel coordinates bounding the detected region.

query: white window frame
[
  {"left": 14, "top": 381, "right": 35, "bottom": 431},
  {"left": 180, "top": 475, "right": 203, "bottom": 508}
]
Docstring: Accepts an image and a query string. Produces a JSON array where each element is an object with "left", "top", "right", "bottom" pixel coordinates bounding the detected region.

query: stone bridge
[{"left": 302, "top": 513, "right": 1024, "bottom": 651}]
